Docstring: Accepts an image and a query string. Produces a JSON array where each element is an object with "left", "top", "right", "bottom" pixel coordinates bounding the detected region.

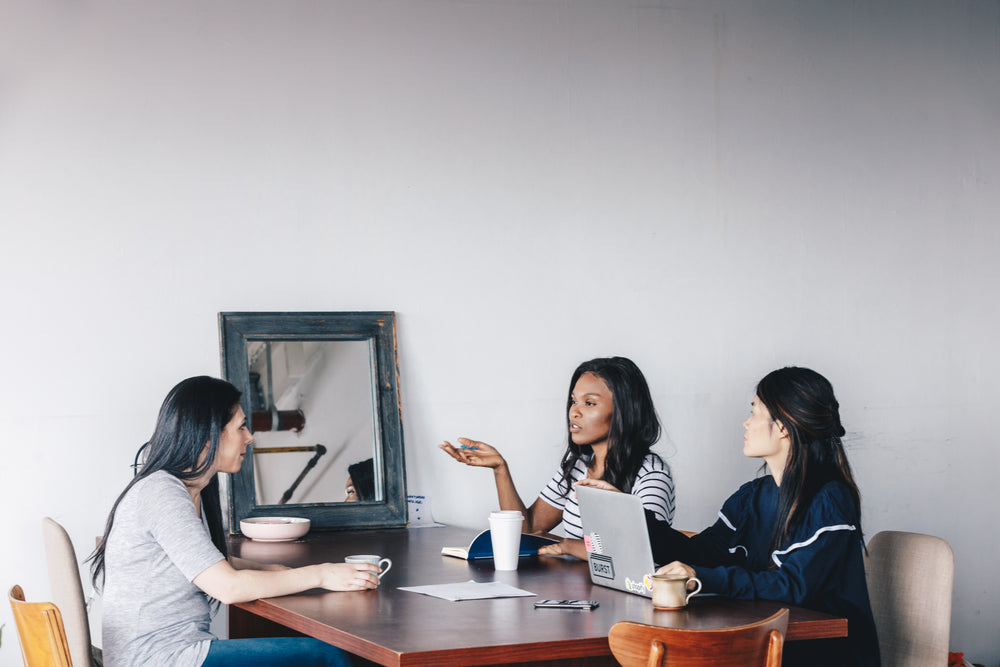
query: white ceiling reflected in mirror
[{"left": 219, "top": 312, "right": 407, "bottom": 532}]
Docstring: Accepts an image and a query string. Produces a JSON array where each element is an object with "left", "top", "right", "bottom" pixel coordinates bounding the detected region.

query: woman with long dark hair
[
  {"left": 439, "top": 357, "right": 674, "bottom": 560},
  {"left": 640, "top": 367, "right": 879, "bottom": 667},
  {"left": 90, "top": 376, "right": 380, "bottom": 667},
  {"left": 344, "top": 458, "right": 375, "bottom": 502}
]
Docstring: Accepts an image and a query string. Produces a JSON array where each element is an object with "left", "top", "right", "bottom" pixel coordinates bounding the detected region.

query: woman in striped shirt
[{"left": 439, "top": 356, "right": 674, "bottom": 560}]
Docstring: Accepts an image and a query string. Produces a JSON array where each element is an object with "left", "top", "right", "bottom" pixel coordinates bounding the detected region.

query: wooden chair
[
  {"left": 864, "top": 530, "right": 955, "bottom": 667},
  {"left": 8, "top": 585, "right": 74, "bottom": 667},
  {"left": 609, "top": 608, "right": 788, "bottom": 667},
  {"left": 42, "top": 517, "right": 102, "bottom": 666}
]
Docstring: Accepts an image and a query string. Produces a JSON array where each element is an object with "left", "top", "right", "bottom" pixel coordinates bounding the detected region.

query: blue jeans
[{"left": 202, "top": 637, "right": 353, "bottom": 666}]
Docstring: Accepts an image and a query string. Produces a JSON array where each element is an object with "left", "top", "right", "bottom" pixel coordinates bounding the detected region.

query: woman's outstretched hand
[
  {"left": 317, "top": 563, "right": 381, "bottom": 591},
  {"left": 574, "top": 478, "right": 621, "bottom": 493},
  {"left": 439, "top": 438, "right": 506, "bottom": 469}
]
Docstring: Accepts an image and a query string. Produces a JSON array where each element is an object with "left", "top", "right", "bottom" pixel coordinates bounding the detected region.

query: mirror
[{"left": 219, "top": 312, "right": 407, "bottom": 532}]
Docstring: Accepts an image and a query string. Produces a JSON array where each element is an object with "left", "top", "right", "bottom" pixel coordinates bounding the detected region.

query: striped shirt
[{"left": 538, "top": 453, "right": 674, "bottom": 539}]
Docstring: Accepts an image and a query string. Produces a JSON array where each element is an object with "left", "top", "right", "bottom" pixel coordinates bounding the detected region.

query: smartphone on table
[{"left": 533, "top": 599, "right": 599, "bottom": 610}]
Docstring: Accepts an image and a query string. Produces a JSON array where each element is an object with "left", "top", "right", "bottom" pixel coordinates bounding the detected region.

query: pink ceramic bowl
[{"left": 240, "top": 516, "right": 311, "bottom": 542}]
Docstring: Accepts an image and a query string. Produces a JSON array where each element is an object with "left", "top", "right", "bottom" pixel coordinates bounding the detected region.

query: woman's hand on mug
[
  {"left": 655, "top": 561, "right": 698, "bottom": 587},
  {"left": 318, "top": 563, "right": 381, "bottom": 591},
  {"left": 574, "top": 478, "right": 621, "bottom": 493},
  {"left": 439, "top": 438, "right": 506, "bottom": 469}
]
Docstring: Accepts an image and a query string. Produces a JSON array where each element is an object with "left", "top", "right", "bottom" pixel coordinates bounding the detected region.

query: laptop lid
[{"left": 577, "top": 485, "right": 657, "bottom": 598}]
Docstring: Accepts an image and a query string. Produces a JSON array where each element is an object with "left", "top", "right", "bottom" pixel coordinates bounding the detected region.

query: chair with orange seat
[
  {"left": 8, "top": 585, "right": 73, "bottom": 667},
  {"left": 608, "top": 607, "right": 789, "bottom": 667}
]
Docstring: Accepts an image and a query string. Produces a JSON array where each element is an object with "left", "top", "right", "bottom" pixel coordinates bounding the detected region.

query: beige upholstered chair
[
  {"left": 609, "top": 608, "right": 788, "bottom": 667},
  {"left": 864, "top": 530, "right": 954, "bottom": 667},
  {"left": 9, "top": 584, "right": 73, "bottom": 667},
  {"left": 42, "top": 517, "right": 102, "bottom": 667}
]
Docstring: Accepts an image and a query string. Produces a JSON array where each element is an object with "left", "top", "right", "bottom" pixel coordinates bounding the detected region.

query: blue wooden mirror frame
[{"left": 219, "top": 311, "right": 407, "bottom": 532}]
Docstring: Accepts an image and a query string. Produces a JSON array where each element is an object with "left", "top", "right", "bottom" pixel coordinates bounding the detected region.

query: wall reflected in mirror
[{"left": 246, "top": 340, "right": 382, "bottom": 506}]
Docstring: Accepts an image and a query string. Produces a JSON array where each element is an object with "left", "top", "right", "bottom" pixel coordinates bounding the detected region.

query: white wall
[{"left": 1, "top": 0, "right": 997, "bottom": 663}]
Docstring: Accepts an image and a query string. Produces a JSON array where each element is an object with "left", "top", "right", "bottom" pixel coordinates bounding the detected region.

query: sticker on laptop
[
  {"left": 589, "top": 553, "right": 614, "bottom": 580},
  {"left": 624, "top": 574, "right": 654, "bottom": 594},
  {"left": 584, "top": 532, "right": 604, "bottom": 554}
]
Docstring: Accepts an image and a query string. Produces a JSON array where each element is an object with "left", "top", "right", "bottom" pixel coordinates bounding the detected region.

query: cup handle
[
  {"left": 378, "top": 558, "right": 392, "bottom": 578},
  {"left": 685, "top": 577, "right": 702, "bottom": 604}
]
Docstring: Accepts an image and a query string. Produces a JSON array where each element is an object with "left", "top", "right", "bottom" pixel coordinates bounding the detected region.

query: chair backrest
[
  {"left": 864, "top": 530, "right": 954, "bottom": 667},
  {"left": 42, "top": 517, "right": 96, "bottom": 667},
  {"left": 9, "top": 585, "right": 74, "bottom": 667},
  {"left": 608, "top": 608, "right": 788, "bottom": 667}
]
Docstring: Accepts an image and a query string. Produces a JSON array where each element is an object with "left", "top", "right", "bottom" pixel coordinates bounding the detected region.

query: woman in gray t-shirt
[{"left": 90, "top": 376, "right": 379, "bottom": 667}]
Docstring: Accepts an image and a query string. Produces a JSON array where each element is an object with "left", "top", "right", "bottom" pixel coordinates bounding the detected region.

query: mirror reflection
[{"left": 246, "top": 340, "right": 382, "bottom": 506}]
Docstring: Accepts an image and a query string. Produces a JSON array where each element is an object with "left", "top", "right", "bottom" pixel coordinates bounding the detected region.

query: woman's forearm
[
  {"left": 229, "top": 556, "right": 287, "bottom": 572},
  {"left": 237, "top": 564, "right": 328, "bottom": 602},
  {"left": 197, "top": 561, "right": 321, "bottom": 604},
  {"left": 196, "top": 561, "right": 376, "bottom": 604},
  {"left": 492, "top": 464, "right": 533, "bottom": 530}
]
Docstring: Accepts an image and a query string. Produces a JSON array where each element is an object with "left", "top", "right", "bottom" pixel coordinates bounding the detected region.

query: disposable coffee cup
[
  {"left": 651, "top": 574, "right": 701, "bottom": 609},
  {"left": 345, "top": 554, "right": 393, "bottom": 578},
  {"left": 488, "top": 511, "right": 524, "bottom": 571}
]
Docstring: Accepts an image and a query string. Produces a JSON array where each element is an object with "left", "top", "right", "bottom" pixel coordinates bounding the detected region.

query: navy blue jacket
[{"left": 648, "top": 476, "right": 880, "bottom": 667}]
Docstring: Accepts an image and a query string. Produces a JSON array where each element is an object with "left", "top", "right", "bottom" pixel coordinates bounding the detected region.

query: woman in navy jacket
[{"left": 585, "top": 367, "right": 880, "bottom": 666}]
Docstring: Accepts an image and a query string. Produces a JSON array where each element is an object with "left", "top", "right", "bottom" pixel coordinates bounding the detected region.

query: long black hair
[
  {"left": 755, "top": 367, "right": 863, "bottom": 555},
  {"left": 348, "top": 458, "right": 376, "bottom": 501},
  {"left": 89, "top": 376, "right": 242, "bottom": 587},
  {"left": 558, "top": 357, "right": 662, "bottom": 495}
]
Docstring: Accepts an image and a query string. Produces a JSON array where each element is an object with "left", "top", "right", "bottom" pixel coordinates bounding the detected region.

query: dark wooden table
[{"left": 228, "top": 526, "right": 847, "bottom": 666}]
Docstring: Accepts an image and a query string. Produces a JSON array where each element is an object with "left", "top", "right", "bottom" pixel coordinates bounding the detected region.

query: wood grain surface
[{"left": 229, "top": 526, "right": 847, "bottom": 666}]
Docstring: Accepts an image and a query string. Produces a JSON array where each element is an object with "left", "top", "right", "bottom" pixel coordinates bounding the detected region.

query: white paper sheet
[{"left": 397, "top": 580, "right": 535, "bottom": 601}]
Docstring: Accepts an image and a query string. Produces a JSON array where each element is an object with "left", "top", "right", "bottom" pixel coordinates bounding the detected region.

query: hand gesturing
[{"left": 439, "top": 438, "right": 506, "bottom": 469}]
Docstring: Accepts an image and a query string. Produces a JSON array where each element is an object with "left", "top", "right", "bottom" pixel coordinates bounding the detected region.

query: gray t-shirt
[{"left": 102, "top": 471, "right": 224, "bottom": 667}]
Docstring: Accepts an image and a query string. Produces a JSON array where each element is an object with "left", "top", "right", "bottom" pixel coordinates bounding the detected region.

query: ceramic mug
[
  {"left": 651, "top": 574, "right": 702, "bottom": 609},
  {"left": 345, "top": 554, "right": 393, "bottom": 578}
]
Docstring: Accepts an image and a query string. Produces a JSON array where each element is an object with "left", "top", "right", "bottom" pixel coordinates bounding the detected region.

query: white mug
[
  {"left": 651, "top": 574, "right": 702, "bottom": 609},
  {"left": 345, "top": 554, "right": 393, "bottom": 578}
]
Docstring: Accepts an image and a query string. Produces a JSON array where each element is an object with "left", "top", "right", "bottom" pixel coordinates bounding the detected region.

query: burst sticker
[{"left": 589, "top": 553, "right": 614, "bottom": 580}]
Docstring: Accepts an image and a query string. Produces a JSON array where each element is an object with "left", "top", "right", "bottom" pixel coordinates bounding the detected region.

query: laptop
[{"left": 576, "top": 485, "right": 659, "bottom": 598}]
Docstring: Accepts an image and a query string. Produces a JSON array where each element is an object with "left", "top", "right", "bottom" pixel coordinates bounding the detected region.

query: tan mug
[
  {"left": 345, "top": 554, "right": 393, "bottom": 578},
  {"left": 651, "top": 574, "right": 702, "bottom": 609}
]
